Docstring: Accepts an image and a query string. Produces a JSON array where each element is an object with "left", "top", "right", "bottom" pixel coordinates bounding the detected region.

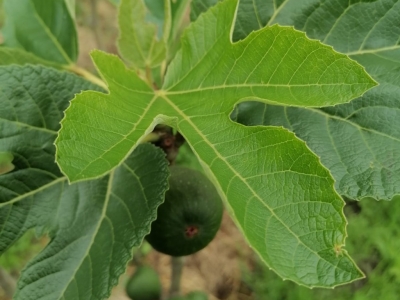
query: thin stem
[
  {"left": 141, "top": 132, "right": 161, "bottom": 143},
  {"left": 0, "top": 267, "right": 16, "bottom": 299},
  {"left": 90, "top": 0, "right": 103, "bottom": 50},
  {"left": 169, "top": 256, "right": 184, "bottom": 297},
  {"left": 131, "top": 248, "right": 143, "bottom": 266},
  {"left": 160, "top": 60, "right": 167, "bottom": 83},
  {"left": 145, "top": 66, "right": 153, "bottom": 87},
  {"left": 65, "top": 64, "right": 108, "bottom": 90}
]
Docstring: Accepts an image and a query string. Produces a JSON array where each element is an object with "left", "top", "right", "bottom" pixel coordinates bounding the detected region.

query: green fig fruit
[
  {"left": 146, "top": 166, "right": 223, "bottom": 256},
  {"left": 168, "top": 291, "right": 208, "bottom": 300},
  {"left": 186, "top": 291, "right": 208, "bottom": 300},
  {"left": 168, "top": 296, "right": 186, "bottom": 300},
  {"left": 125, "top": 266, "right": 161, "bottom": 300}
]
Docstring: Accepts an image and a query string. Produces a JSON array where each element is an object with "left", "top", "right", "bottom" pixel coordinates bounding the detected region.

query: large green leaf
[
  {"left": 168, "top": 0, "right": 191, "bottom": 44},
  {"left": 0, "top": 47, "right": 62, "bottom": 68},
  {"left": 231, "top": 0, "right": 400, "bottom": 201},
  {"left": 118, "top": 0, "right": 191, "bottom": 68},
  {"left": 2, "top": 0, "right": 78, "bottom": 64},
  {"left": 191, "top": 0, "right": 274, "bottom": 41},
  {"left": 64, "top": 0, "right": 75, "bottom": 19},
  {"left": 56, "top": 0, "right": 376, "bottom": 287},
  {"left": 0, "top": 65, "right": 169, "bottom": 299},
  {"left": 118, "top": 0, "right": 167, "bottom": 69}
]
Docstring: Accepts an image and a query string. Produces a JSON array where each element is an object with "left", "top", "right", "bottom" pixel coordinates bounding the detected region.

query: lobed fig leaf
[{"left": 56, "top": 0, "right": 376, "bottom": 287}]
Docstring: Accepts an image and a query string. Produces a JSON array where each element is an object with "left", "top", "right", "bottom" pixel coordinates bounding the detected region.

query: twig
[
  {"left": 65, "top": 64, "right": 108, "bottom": 90},
  {"left": 90, "top": 0, "right": 103, "bottom": 50},
  {"left": 169, "top": 256, "right": 184, "bottom": 297},
  {"left": 0, "top": 267, "right": 16, "bottom": 299},
  {"left": 145, "top": 66, "right": 154, "bottom": 87}
]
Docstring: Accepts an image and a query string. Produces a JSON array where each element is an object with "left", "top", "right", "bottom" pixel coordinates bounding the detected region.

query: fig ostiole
[{"left": 145, "top": 166, "right": 223, "bottom": 257}]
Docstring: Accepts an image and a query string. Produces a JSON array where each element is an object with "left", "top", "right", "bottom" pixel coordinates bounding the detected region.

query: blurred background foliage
[
  {"left": 244, "top": 198, "right": 400, "bottom": 300},
  {"left": 1, "top": 0, "right": 399, "bottom": 299},
  {"left": 0, "top": 231, "right": 44, "bottom": 272}
]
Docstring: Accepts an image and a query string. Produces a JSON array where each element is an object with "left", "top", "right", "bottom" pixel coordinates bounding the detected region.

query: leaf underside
[
  {"left": 56, "top": 0, "right": 376, "bottom": 287},
  {"left": 211, "top": 0, "right": 400, "bottom": 201},
  {"left": 118, "top": 0, "right": 166, "bottom": 69},
  {"left": 2, "top": 0, "right": 78, "bottom": 64},
  {"left": 0, "top": 65, "right": 169, "bottom": 300},
  {"left": 0, "top": 47, "right": 63, "bottom": 69}
]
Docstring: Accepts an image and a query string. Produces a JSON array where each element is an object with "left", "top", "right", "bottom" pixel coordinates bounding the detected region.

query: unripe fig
[
  {"left": 125, "top": 266, "right": 161, "bottom": 300},
  {"left": 146, "top": 166, "right": 223, "bottom": 256},
  {"left": 168, "top": 291, "right": 208, "bottom": 300},
  {"left": 186, "top": 291, "right": 208, "bottom": 300}
]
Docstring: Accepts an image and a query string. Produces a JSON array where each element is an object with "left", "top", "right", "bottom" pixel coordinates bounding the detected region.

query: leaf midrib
[
  {"left": 346, "top": 45, "right": 400, "bottom": 55},
  {"left": 0, "top": 177, "right": 66, "bottom": 208},
  {"left": 32, "top": 5, "right": 72, "bottom": 64},
  {"left": 165, "top": 82, "right": 367, "bottom": 95},
  {"left": 0, "top": 117, "right": 57, "bottom": 134},
  {"left": 57, "top": 171, "right": 114, "bottom": 300},
  {"left": 310, "top": 108, "right": 400, "bottom": 143},
  {"left": 267, "top": 0, "right": 289, "bottom": 26}
]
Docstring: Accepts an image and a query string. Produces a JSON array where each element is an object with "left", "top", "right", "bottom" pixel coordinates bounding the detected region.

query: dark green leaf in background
[
  {"left": 0, "top": 47, "right": 63, "bottom": 69},
  {"left": 64, "top": 0, "right": 75, "bottom": 19},
  {"left": 0, "top": 65, "right": 169, "bottom": 299},
  {"left": 2, "top": 0, "right": 78, "bottom": 65},
  {"left": 190, "top": 0, "right": 273, "bottom": 41},
  {"left": 198, "top": 0, "right": 400, "bottom": 201}
]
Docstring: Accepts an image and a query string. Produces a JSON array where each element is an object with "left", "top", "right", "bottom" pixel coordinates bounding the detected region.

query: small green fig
[
  {"left": 146, "top": 166, "right": 223, "bottom": 256},
  {"left": 186, "top": 291, "right": 208, "bottom": 300},
  {"left": 125, "top": 266, "right": 161, "bottom": 300},
  {"left": 168, "top": 291, "right": 208, "bottom": 300}
]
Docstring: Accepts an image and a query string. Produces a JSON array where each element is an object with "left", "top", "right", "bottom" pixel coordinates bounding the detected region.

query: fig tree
[
  {"left": 125, "top": 266, "right": 161, "bottom": 300},
  {"left": 146, "top": 166, "right": 223, "bottom": 256}
]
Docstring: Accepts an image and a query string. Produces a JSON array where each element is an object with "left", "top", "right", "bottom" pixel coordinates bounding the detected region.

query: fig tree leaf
[
  {"left": 167, "top": 0, "right": 191, "bottom": 44},
  {"left": 64, "top": 0, "right": 75, "bottom": 19},
  {"left": 143, "top": 0, "right": 168, "bottom": 40},
  {"left": 117, "top": 0, "right": 190, "bottom": 68},
  {"left": 2, "top": 0, "right": 78, "bottom": 65},
  {"left": 0, "top": 64, "right": 99, "bottom": 250},
  {"left": 190, "top": 0, "right": 218, "bottom": 20},
  {"left": 118, "top": 0, "right": 167, "bottom": 69},
  {"left": 56, "top": 0, "right": 375, "bottom": 287},
  {"left": 0, "top": 65, "right": 169, "bottom": 300},
  {"left": 0, "top": 48, "right": 62, "bottom": 69},
  {"left": 233, "top": 0, "right": 400, "bottom": 201},
  {"left": 190, "top": 0, "right": 271, "bottom": 41}
]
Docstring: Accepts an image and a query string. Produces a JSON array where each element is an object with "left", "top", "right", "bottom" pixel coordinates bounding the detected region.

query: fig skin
[
  {"left": 125, "top": 266, "right": 161, "bottom": 300},
  {"left": 186, "top": 291, "right": 208, "bottom": 300},
  {"left": 146, "top": 166, "right": 223, "bottom": 257}
]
